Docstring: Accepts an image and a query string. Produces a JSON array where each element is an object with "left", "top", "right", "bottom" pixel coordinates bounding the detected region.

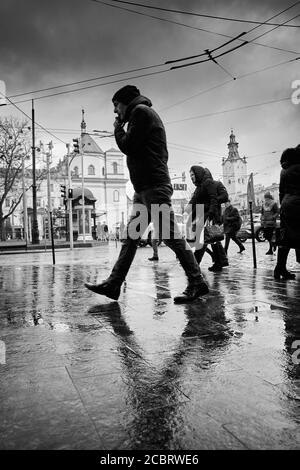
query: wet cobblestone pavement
[{"left": 1, "top": 241, "right": 300, "bottom": 450}]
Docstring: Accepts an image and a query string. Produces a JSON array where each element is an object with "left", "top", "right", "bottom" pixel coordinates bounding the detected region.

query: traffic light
[
  {"left": 68, "top": 188, "right": 73, "bottom": 199},
  {"left": 60, "top": 184, "right": 67, "bottom": 206},
  {"left": 72, "top": 138, "right": 80, "bottom": 153}
]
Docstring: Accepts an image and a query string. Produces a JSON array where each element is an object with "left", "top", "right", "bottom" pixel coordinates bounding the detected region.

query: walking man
[
  {"left": 223, "top": 200, "right": 245, "bottom": 254},
  {"left": 85, "top": 85, "right": 208, "bottom": 303}
]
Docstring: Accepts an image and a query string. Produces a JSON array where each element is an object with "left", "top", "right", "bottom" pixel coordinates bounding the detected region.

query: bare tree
[{"left": 0, "top": 117, "right": 32, "bottom": 240}]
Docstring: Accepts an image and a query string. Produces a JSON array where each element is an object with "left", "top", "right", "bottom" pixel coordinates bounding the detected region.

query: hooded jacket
[
  {"left": 114, "top": 95, "right": 171, "bottom": 192},
  {"left": 278, "top": 145, "right": 300, "bottom": 247},
  {"left": 188, "top": 166, "right": 219, "bottom": 222}
]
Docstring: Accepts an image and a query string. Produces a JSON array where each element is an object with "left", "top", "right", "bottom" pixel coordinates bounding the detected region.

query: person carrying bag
[{"left": 185, "top": 166, "right": 227, "bottom": 272}]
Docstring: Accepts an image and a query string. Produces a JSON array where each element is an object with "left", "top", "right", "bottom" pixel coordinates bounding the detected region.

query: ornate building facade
[{"left": 2, "top": 115, "right": 128, "bottom": 241}]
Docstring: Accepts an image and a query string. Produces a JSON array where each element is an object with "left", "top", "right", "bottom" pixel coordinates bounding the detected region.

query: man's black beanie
[{"left": 112, "top": 85, "right": 140, "bottom": 105}]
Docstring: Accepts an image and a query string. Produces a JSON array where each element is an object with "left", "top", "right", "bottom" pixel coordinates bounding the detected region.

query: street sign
[{"left": 173, "top": 183, "right": 187, "bottom": 191}]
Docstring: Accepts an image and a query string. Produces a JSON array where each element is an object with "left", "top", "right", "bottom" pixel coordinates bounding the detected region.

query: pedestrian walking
[
  {"left": 85, "top": 85, "right": 208, "bottom": 302},
  {"left": 102, "top": 222, "right": 109, "bottom": 241},
  {"left": 274, "top": 145, "right": 300, "bottom": 280},
  {"left": 186, "top": 166, "right": 226, "bottom": 272},
  {"left": 261, "top": 191, "right": 279, "bottom": 255},
  {"left": 223, "top": 200, "right": 245, "bottom": 254}
]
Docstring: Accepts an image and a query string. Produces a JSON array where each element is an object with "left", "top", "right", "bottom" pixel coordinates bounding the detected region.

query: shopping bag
[{"left": 204, "top": 222, "right": 224, "bottom": 244}]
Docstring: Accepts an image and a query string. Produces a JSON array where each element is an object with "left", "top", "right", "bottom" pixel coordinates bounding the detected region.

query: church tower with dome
[{"left": 222, "top": 130, "right": 247, "bottom": 204}]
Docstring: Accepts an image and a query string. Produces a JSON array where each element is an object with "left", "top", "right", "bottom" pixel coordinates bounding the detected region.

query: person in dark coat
[
  {"left": 261, "top": 191, "right": 279, "bottom": 255},
  {"left": 274, "top": 144, "right": 300, "bottom": 279},
  {"left": 223, "top": 200, "right": 245, "bottom": 254},
  {"left": 186, "top": 166, "right": 225, "bottom": 271},
  {"left": 204, "top": 169, "right": 229, "bottom": 269},
  {"left": 85, "top": 85, "right": 208, "bottom": 303}
]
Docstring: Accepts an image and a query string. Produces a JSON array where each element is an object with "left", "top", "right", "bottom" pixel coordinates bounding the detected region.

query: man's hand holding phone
[{"left": 114, "top": 116, "right": 123, "bottom": 129}]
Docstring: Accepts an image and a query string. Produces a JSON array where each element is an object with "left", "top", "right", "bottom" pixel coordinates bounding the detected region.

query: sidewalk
[
  {"left": 0, "top": 241, "right": 300, "bottom": 450},
  {"left": 0, "top": 239, "right": 108, "bottom": 254}
]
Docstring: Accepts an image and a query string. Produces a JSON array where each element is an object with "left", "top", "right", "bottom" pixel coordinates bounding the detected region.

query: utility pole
[
  {"left": 66, "top": 143, "right": 74, "bottom": 250},
  {"left": 31, "top": 99, "right": 39, "bottom": 244},
  {"left": 81, "top": 109, "right": 86, "bottom": 243},
  {"left": 22, "top": 155, "right": 28, "bottom": 248}
]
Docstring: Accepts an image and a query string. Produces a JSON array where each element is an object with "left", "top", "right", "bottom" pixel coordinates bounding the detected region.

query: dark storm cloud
[{"left": 1, "top": 0, "right": 298, "bottom": 92}]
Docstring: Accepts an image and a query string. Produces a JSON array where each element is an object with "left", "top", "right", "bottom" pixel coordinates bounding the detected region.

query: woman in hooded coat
[
  {"left": 186, "top": 165, "right": 224, "bottom": 271},
  {"left": 274, "top": 145, "right": 300, "bottom": 279}
]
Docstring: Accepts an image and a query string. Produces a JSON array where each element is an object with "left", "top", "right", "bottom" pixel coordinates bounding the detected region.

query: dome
[{"left": 72, "top": 187, "right": 96, "bottom": 201}]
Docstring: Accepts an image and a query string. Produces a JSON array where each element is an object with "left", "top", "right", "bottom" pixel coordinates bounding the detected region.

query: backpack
[{"left": 216, "top": 181, "right": 229, "bottom": 204}]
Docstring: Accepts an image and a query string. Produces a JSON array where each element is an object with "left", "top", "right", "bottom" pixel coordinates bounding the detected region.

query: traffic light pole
[
  {"left": 66, "top": 144, "right": 73, "bottom": 250},
  {"left": 81, "top": 138, "right": 85, "bottom": 243}
]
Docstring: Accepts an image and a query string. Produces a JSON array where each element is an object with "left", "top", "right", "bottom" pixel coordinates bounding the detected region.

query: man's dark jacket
[{"left": 114, "top": 95, "right": 171, "bottom": 193}]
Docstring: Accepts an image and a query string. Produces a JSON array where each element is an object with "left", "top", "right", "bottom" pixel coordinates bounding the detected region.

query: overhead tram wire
[
  {"left": 160, "top": 4, "right": 300, "bottom": 102},
  {"left": 8, "top": 62, "right": 166, "bottom": 99},
  {"left": 7, "top": 1, "right": 300, "bottom": 102},
  {"left": 0, "top": 90, "right": 67, "bottom": 146},
  {"left": 9, "top": 34, "right": 250, "bottom": 105},
  {"left": 7, "top": 36, "right": 250, "bottom": 105},
  {"left": 159, "top": 55, "right": 299, "bottom": 114},
  {"left": 10, "top": 69, "right": 169, "bottom": 105},
  {"left": 165, "top": 4, "right": 300, "bottom": 72},
  {"left": 90, "top": 0, "right": 300, "bottom": 55},
  {"left": 165, "top": 96, "right": 291, "bottom": 125},
  {"left": 95, "top": 0, "right": 300, "bottom": 27}
]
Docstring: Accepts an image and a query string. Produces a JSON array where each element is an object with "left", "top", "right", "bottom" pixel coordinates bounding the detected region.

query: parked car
[{"left": 237, "top": 214, "right": 280, "bottom": 243}]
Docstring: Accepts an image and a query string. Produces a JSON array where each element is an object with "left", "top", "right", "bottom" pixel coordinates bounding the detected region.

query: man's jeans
[{"left": 107, "top": 185, "right": 203, "bottom": 286}]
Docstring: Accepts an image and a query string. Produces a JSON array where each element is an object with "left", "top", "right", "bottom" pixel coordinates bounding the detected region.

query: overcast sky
[{"left": 0, "top": 0, "right": 299, "bottom": 190}]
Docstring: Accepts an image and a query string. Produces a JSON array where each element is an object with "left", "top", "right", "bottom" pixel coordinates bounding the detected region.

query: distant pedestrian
[
  {"left": 186, "top": 166, "right": 226, "bottom": 272},
  {"left": 223, "top": 200, "right": 245, "bottom": 254},
  {"left": 103, "top": 222, "right": 109, "bottom": 241},
  {"left": 261, "top": 191, "right": 279, "bottom": 255},
  {"left": 274, "top": 145, "right": 300, "bottom": 280},
  {"left": 85, "top": 85, "right": 208, "bottom": 302}
]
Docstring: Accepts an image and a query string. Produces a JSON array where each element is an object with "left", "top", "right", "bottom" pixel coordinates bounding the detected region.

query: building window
[
  {"left": 88, "top": 164, "right": 95, "bottom": 175},
  {"left": 228, "top": 179, "right": 231, "bottom": 184},
  {"left": 51, "top": 198, "right": 55, "bottom": 207},
  {"left": 5, "top": 198, "right": 10, "bottom": 207},
  {"left": 113, "top": 162, "right": 118, "bottom": 174},
  {"left": 113, "top": 190, "right": 119, "bottom": 202},
  {"left": 50, "top": 184, "right": 54, "bottom": 192},
  {"left": 73, "top": 166, "right": 79, "bottom": 176},
  {"left": 102, "top": 167, "right": 105, "bottom": 176},
  {"left": 37, "top": 198, "right": 41, "bottom": 207},
  {"left": 238, "top": 178, "right": 240, "bottom": 183}
]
